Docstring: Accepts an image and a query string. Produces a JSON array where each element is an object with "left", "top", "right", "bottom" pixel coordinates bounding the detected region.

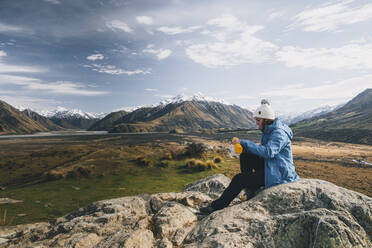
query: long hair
[{"left": 262, "top": 119, "right": 274, "bottom": 130}]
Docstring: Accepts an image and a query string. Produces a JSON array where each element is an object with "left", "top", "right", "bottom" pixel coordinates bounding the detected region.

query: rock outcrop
[{"left": 0, "top": 174, "right": 371, "bottom": 248}]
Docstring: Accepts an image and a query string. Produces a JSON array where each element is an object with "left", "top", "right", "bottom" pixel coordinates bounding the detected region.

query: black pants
[{"left": 211, "top": 152, "right": 265, "bottom": 210}]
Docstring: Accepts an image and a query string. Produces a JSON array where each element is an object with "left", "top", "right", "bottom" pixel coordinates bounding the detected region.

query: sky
[{"left": 0, "top": 0, "right": 371, "bottom": 115}]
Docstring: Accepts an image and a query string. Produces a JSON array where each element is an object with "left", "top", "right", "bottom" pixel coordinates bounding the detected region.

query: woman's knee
[{"left": 232, "top": 173, "right": 246, "bottom": 184}]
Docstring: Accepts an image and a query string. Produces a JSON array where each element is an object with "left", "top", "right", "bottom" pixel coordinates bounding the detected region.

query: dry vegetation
[
  {"left": 292, "top": 139, "right": 372, "bottom": 197},
  {"left": 0, "top": 133, "right": 371, "bottom": 225}
]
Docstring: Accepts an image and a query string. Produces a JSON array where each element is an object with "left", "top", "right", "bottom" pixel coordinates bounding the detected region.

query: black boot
[{"left": 199, "top": 205, "right": 216, "bottom": 215}]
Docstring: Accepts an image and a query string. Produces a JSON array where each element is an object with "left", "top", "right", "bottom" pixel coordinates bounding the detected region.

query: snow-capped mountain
[
  {"left": 38, "top": 107, "right": 106, "bottom": 120},
  {"left": 157, "top": 92, "right": 229, "bottom": 106},
  {"left": 115, "top": 93, "right": 230, "bottom": 113},
  {"left": 279, "top": 104, "right": 344, "bottom": 125}
]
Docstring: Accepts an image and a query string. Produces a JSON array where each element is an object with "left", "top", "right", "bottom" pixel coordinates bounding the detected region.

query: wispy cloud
[
  {"left": 276, "top": 42, "right": 372, "bottom": 70},
  {"left": 0, "top": 74, "right": 108, "bottom": 96},
  {"left": 157, "top": 25, "right": 202, "bottom": 35},
  {"left": 185, "top": 14, "right": 277, "bottom": 68},
  {"left": 43, "top": 0, "right": 61, "bottom": 4},
  {"left": 0, "top": 63, "right": 45, "bottom": 73},
  {"left": 136, "top": 16, "right": 153, "bottom": 25},
  {"left": 86, "top": 64, "right": 151, "bottom": 75},
  {"left": 291, "top": 0, "right": 372, "bottom": 32},
  {"left": 0, "top": 23, "right": 23, "bottom": 33},
  {"left": 0, "top": 95, "right": 61, "bottom": 111},
  {"left": 106, "top": 20, "right": 133, "bottom": 33},
  {"left": 143, "top": 44, "right": 172, "bottom": 60},
  {"left": 268, "top": 11, "right": 283, "bottom": 21},
  {"left": 144, "top": 88, "right": 158, "bottom": 92},
  {"left": 86, "top": 53, "right": 104, "bottom": 61},
  {"left": 261, "top": 74, "right": 372, "bottom": 100},
  {"left": 0, "top": 50, "right": 45, "bottom": 73}
]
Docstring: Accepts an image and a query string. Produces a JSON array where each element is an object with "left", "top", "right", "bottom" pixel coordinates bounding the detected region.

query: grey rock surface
[{"left": 1, "top": 174, "right": 371, "bottom": 248}]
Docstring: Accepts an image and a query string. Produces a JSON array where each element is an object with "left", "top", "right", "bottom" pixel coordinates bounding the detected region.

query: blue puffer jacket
[{"left": 240, "top": 118, "right": 299, "bottom": 188}]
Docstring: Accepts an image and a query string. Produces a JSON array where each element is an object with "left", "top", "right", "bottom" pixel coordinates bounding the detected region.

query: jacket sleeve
[{"left": 240, "top": 130, "right": 288, "bottom": 159}]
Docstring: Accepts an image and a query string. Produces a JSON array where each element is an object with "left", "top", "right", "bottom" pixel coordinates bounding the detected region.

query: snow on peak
[
  {"left": 37, "top": 107, "right": 104, "bottom": 119},
  {"left": 158, "top": 92, "right": 229, "bottom": 105},
  {"left": 113, "top": 105, "right": 144, "bottom": 113}
]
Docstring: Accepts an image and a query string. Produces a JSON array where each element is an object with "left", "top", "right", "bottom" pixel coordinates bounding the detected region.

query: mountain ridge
[{"left": 292, "top": 88, "right": 372, "bottom": 144}]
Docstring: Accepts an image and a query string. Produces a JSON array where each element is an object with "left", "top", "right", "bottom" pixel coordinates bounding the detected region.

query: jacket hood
[{"left": 264, "top": 118, "right": 293, "bottom": 140}]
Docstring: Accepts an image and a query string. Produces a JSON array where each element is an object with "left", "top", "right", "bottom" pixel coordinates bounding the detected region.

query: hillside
[
  {"left": 292, "top": 88, "right": 372, "bottom": 144},
  {"left": 22, "top": 109, "right": 64, "bottom": 131},
  {"left": 88, "top": 110, "right": 128, "bottom": 131},
  {"left": 0, "top": 100, "right": 49, "bottom": 135},
  {"left": 109, "top": 100, "right": 255, "bottom": 133}
]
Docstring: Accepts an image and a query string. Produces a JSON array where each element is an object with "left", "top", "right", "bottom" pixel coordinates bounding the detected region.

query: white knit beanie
[{"left": 253, "top": 99, "right": 275, "bottom": 120}]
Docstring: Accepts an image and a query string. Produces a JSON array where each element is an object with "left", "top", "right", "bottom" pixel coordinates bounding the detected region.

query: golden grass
[
  {"left": 292, "top": 140, "right": 372, "bottom": 197},
  {"left": 0, "top": 208, "right": 14, "bottom": 226}
]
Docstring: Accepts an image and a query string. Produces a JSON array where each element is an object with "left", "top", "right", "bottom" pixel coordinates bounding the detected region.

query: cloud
[
  {"left": 0, "top": 50, "right": 45, "bottom": 73},
  {"left": 157, "top": 26, "right": 202, "bottom": 35},
  {"left": 184, "top": 14, "right": 277, "bottom": 68},
  {"left": 0, "top": 95, "right": 61, "bottom": 111},
  {"left": 0, "top": 74, "right": 108, "bottom": 96},
  {"left": 261, "top": 74, "right": 372, "bottom": 100},
  {"left": 276, "top": 42, "right": 372, "bottom": 70},
  {"left": 0, "top": 23, "right": 23, "bottom": 33},
  {"left": 87, "top": 64, "right": 151, "bottom": 75},
  {"left": 291, "top": 0, "right": 372, "bottom": 32},
  {"left": 43, "top": 0, "right": 61, "bottom": 4},
  {"left": 144, "top": 88, "right": 158, "bottom": 92},
  {"left": 106, "top": 20, "right": 133, "bottom": 33},
  {"left": 143, "top": 45, "right": 172, "bottom": 60},
  {"left": 0, "top": 63, "right": 45, "bottom": 73},
  {"left": 86, "top": 53, "right": 104, "bottom": 61},
  {"left": 268, "top": 11, "right": 283, "bottom": 21},
  {"left": 136, "top": 16, "right": 153, "bottom": 25},
  {"left": 207, "top": 14, "right": 263, "bottom": 33}
]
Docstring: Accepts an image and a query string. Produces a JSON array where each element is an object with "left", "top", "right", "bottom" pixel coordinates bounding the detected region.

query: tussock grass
[
  {"left": 0, "top": 208, "right": 14, "bottom": 226},
  {"left": 185, "top": 159, "right": 217, "bottom": 171}
]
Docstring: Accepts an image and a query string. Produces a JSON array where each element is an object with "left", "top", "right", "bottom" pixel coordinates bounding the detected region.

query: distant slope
[
  {"left": 88, "top": 110, "right": 128, "bottom": 131},
  {"left": 292, "top": 88, "right": 372, "bottom": 144},
  {"left": 0, "top": 100, "right": 49, "bottom": 135},
  {"left": 22, "top": 109, "right": 64, "bottom": 131},
  {"left": 49, "top": 117, "right": 99, "bottom": 130},
  {"left": 279, "top": 105, "right": 342, "bottom": 125},
  {"left": 109, "top": 100, "right": 255, "bottom": 133}
]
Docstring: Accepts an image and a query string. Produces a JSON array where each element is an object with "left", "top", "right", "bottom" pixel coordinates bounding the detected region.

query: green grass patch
[{"left": 0, "top": 158, "right": 239, "bottom": 225}]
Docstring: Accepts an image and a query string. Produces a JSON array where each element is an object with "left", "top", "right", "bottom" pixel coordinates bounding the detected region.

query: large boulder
[
  {"left": 183, "top": 178, "right": 372, "bottom": 248},
  {"left": 0, "top": 174, "right": 371, "bottom": 248}
]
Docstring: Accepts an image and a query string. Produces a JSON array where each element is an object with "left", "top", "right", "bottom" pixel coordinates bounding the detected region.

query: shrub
[
  {"left": 214, "top": 156, "right": 223, "bottom": 163},
  {"left": 185, "top": 142, "right": 207, "bottom": 157},
  {"left": 135, "top": 156, "right": 154, "bottom": 167},
  {"left": 45, "top": 170, "right": 64, "bottom": 181},
  {"left": 157, "top": 160, "right": 171, "bottom": 168}
]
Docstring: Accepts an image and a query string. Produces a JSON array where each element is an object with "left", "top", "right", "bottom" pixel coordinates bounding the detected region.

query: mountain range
[
  {"left": 1, "top": 89, "right": 371, "bottom": 144},
  {"left": 292, "top": 88, "right": 372, "bottom": 144},
  {"left": 90, "top": 94, "right": 255, "bottom": 132}
]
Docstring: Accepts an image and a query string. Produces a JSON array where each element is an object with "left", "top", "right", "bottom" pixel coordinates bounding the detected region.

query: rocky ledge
[{"left": 0, "top": 174, "right": 371, "bottom": 248}]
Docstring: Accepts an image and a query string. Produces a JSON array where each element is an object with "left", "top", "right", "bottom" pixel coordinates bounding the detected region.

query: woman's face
[{"left": 255, "top": 118, "right": 264, "bottom": 131}]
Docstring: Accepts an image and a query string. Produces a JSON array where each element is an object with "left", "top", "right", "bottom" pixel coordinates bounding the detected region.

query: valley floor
[{"left": 0, "top": 132, "right": 371, "bottom": 225}]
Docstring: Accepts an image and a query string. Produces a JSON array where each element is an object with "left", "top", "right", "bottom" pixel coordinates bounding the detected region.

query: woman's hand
[{"left": 232, "top": 137, "right": 240, "bottom": 144}]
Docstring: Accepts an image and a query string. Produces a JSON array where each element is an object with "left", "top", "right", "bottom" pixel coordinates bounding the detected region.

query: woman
[{"left": 200, "top": 99, "right": 299, "bottom": 215}]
